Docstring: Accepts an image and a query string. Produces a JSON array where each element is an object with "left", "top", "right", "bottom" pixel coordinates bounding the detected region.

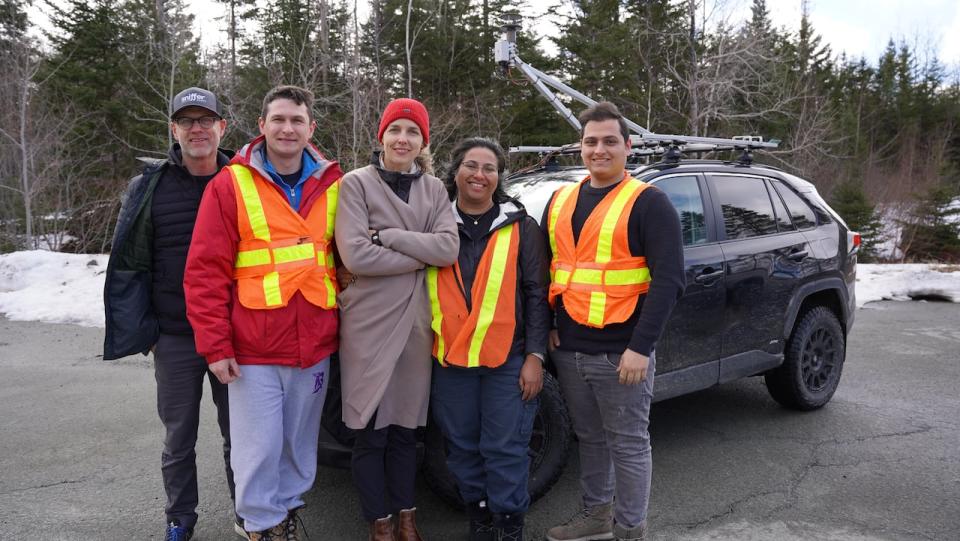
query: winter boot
[
  {"left": 545, "top": 501, "right": 614, "bottom": 541},
  {"left": 247, "top": 520, "right": 288, "bottom": 541},
  {"left": 612, "top": 521, "right": 647, "bottom": 541},
  {"left": 284, "top": 506, "right": 307, "bottom": 541},
  {"left": 369, "top": 515, "right": 396, "bottom": 541},
  {"left": 395, "top": 508, "right": 424, "bottom": 541}
]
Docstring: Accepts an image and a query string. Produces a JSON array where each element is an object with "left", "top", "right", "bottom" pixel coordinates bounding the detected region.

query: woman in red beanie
[{"left": 335, "top": 98, "right": 460, "bottom": 541}]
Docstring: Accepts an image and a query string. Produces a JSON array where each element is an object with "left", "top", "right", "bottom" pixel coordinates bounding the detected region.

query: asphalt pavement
[{"left": 0, "top": 300, "right": 957, "bottom": 540}]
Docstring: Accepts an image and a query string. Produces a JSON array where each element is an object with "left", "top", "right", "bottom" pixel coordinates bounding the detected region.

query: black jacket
[
  {"left": 102, "top": 145, "right": 233, "bottom": 360},
  {"left": 541, "top": 180, "right": 686, "bottom": 356},
  {"left": 454, "top": 199, "right": 550, "bottom": 360}
]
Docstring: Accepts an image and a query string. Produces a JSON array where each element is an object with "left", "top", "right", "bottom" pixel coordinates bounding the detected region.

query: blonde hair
[{"left": 415, "top": 145, "right": 434, "bottom": 175}]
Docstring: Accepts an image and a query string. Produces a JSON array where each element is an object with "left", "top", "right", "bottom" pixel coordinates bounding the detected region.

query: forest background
[{"left": 1, "top": 0, "right": 959, "bottom": 261}]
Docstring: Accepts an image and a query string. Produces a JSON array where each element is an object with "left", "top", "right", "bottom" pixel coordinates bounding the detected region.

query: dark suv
[{"left": 319, "top": 151, "right": 858, "bottom": 509}]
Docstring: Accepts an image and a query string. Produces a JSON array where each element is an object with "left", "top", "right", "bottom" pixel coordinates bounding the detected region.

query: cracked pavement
[{"left": 0, "top": 300, "right": 957, "bottom": 540}]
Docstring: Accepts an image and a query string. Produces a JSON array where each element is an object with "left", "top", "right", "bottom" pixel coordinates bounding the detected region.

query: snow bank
[
  {"left": 0, "top": 251, "right": 109, "bottom": 327},
  {"left": 0, "top": 252, "right": 957, "bottom": 328},
  {"left": 856, "top": 263, "right": 960, "bottom": 307}
]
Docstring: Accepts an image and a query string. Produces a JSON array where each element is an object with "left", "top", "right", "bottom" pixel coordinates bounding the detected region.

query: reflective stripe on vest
[
  {"left": 547, "top": 173, "right": 651, "bottom": 327},
  {"left": 230, "top": 164, "right": 339, "bottom": 309},
  {"left": 427, "top": 223, "right": 519, "bottom": 368}
]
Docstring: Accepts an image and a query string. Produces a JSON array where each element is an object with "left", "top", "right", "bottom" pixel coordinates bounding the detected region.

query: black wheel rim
[{"left": 801, "top": 326, "right": 838, "bottom": 393}]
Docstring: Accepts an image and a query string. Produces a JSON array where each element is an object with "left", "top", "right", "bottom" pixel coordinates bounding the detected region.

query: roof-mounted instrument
[{"left": 495, "top": 15, "right": 780, "bottom": 159}]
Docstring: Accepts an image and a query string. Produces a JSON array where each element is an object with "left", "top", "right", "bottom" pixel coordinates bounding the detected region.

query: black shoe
[
  {"left": 493, "top": 513, "right": 524, "bottom": 541},
  {"left": 466, "top": 500, "right": 495, "bottom": 541}
]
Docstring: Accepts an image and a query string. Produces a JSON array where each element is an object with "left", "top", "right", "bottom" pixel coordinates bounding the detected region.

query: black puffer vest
[{"left": 150, "top": 145, "right": 229, "bottom": 335}]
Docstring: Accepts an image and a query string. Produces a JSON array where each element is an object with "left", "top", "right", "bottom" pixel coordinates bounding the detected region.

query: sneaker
[
  {"left": 493, "top": 513, "right": 524, "bottom": 541},
  {"left": 235, "top": 516, "right": 250, "bottom": 539},
  {"left": 247, "top": 520, "right": 288, "bottom": 541},
  {"left": 466, "top": 500, "right": 495, "bottom": 541},
  {"left": 613, "top": 522, "right": 647, "bottom": 541},
  {"left": 165, "top": 521, "right": 193, "bottom": 541},
  {"left": 545, "top": 502, "right": 614, "bottom": 541}
]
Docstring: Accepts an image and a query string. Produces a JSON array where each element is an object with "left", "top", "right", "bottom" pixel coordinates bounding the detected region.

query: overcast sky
[{"left": 28, "top": 0, "right": 960, "bottom": 69}]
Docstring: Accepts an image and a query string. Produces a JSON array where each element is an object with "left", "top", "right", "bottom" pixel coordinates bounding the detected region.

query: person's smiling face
[
  {"left": 381, "top": 118, "right": 424, "bottom": 172},
  {"left": 258, "top": 98, "right": 316, "bottom": 164},
  {"left": 581, "top": 118, "right": 630, "bottom": 186}
]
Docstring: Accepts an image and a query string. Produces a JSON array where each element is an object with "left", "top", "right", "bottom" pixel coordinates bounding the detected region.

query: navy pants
[
  {"left": 154, "top": 333, "right": 235, "bottom": 529},
  {"left": 351, "top": 413, "right": 418, "bottom": 522},
  {"left": 431, "top": 354, "right": 539, "bottom": 515}
]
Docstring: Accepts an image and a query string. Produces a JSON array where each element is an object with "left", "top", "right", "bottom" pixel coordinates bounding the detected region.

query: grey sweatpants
[{"left": 229, "top": 360, "right": 329, "bottom": 532}]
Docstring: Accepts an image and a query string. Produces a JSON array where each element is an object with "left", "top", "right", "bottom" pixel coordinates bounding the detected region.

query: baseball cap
[{"left": 170, "top": 87, "right": 221, "bottom": 118}]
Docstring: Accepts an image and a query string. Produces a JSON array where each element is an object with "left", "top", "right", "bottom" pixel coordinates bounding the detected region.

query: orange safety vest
[
  {"left": 546, "top": 172, "right": 652, "bottom": 328},
  {"left": 427, "top": 223, "right": 520, "bottom": 368},
  {"left": 229, "top": 164, "right": 339, "bottom": 310}
]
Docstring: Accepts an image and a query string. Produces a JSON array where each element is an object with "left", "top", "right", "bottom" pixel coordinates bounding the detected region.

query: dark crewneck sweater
[{"left": 541, "top": 179, "right": 686, "bottom": 356}]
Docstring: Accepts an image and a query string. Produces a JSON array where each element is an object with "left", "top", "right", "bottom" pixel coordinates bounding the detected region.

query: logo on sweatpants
[{"left": 313, "top": 371, "right": 325, "bottom": 394}]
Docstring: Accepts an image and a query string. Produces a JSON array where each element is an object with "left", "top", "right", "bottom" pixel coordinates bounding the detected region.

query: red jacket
[{"left": 184, "top": 136, "right": 342, "bottom": 367}]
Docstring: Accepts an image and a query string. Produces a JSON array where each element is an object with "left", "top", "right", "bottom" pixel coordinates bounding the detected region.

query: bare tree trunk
[
  {"left": 351, "top": 0, "right": 362, "bottom": 167},
  {"left": 230, "top": 0, "right": 237, "bottom": 90},
  {"left": 320, "top": 0, "right": 330, "bottom": 87},
  {"left": 686, "top": 0, "right": 700, "bottom": 135},
  {"left": 405, "top": 0, "right": 414, "bottom": 97},
  {"left": 18, "top": 79, "right": 33, "bottom": 248}
]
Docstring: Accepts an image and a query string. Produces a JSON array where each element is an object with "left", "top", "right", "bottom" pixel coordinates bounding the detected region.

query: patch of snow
[
  {"left": 0, "top": 252, "right": 957, "bottom": 328},
  {"left": 0, "top": 251, "right": 108, "bottom": 327},
  {"left": 856, "top": 264, "right": 960, "bottom": 307}
]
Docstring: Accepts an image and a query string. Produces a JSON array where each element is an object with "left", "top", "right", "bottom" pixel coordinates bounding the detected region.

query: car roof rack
[{"left": 495, "top": 14, "right": 779, "bottom": 159}]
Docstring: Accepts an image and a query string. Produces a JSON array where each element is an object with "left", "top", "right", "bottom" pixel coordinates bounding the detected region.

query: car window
[
  {"left": 766, "top": 179, "right": 795, "bottom": 232},
  {"left": 712, "top": 175, "right": 779, "bottom": 239},
  {"left": 653, "top": 175, "right": 708, "bottom": 246},
  {"left": 771, "top": 179, "right": 817, "bottom": 229}
]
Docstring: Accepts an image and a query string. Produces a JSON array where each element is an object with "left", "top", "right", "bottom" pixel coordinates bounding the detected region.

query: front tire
[
  {"left": 422, "top": 371, "right": 572, "bottom": 508},
  {"left": 765, "top": 306, "right": 846, "bottom": 410}
]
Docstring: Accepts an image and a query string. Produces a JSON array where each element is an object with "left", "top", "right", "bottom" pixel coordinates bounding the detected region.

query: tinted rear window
[
  {"left": 712, "top": 175, "right": 779, "bottom": 239},
  {"left": 771, "top": 179, "right": 817, "bottom": 229}
]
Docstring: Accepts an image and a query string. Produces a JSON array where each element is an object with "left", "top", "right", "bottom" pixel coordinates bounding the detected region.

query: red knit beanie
[{"left": 377, "top": 98, "right": 430, "bottom": 146}]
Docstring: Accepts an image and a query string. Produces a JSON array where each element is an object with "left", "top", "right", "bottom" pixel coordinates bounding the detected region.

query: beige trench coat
[{"left": 335, "top": 164, "right": 459, "bottom": 430}]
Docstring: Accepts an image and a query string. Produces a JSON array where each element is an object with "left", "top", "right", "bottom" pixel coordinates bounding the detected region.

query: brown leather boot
[
  {"left": 369, "top": 515, "right": 396, "bottom": 541},
  {"left": 395, "top": 508, "right": 424, "bottom": 541}
]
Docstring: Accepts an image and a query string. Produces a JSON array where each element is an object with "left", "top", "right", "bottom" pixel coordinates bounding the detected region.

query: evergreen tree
[
  {"left": 899, "top": 183, "right": 960, "bottom": 262},
  {"left": 552, "top": 0, "right": 639, "bottom": 118},
  {"left": 831, "top": 180, "right": 885, "bottom": 262}
]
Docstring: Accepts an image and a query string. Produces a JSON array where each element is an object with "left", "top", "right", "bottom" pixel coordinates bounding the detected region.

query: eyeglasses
[
  {"left": 460, "top": 161, "right": 498, "bottom": 177},
  {"left": 173, "top": 116, "right": 219, "bottom": 129}
]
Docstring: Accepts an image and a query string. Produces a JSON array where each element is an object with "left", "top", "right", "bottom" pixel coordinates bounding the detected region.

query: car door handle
[
  {"left": 787, "top": 249, "right": 809, "bottom": 261},
  {"left": 694, "top": 269, "right": 724, "bottom": 284}
]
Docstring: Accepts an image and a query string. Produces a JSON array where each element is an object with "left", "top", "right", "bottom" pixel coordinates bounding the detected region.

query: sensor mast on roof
[{"left": 494, "top": 14, "right": 779, "bottom": 152}]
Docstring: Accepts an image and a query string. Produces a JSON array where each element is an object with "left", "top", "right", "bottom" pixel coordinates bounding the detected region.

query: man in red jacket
[{"left": 184, "top": 85, "right": 342, "bottom": 541}]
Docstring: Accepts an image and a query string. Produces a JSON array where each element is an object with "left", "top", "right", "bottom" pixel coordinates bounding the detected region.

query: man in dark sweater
[
  {"left": 542, "top": 102, "right": 685, "bottom": 541},
  {"left": 103, "top": 87, "right": 234, "bottom": 541}
]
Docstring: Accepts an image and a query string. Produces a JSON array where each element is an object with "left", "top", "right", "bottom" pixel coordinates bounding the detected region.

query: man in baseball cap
[
  {"left": 171, "top": 86, "right": 222, "bottom": 118},
  {"left": 104, "top": 86, "right": 234, "bottom": 540}
]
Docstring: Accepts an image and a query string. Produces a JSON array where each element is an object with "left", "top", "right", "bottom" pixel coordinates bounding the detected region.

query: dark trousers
[
  {"left": 155, "top": 333, "right": 235, "bottom": 529},
  {"left": 351, "top": 413, "right": 417, "bottom": 522},
  {"left": 430, "top": 354, "right": 538, "bottom": 515}
]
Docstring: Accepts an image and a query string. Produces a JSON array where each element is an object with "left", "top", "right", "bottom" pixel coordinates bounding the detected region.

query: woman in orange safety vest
[{"left": 428, "top": 138, "right": 550, "bottom": 541}]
